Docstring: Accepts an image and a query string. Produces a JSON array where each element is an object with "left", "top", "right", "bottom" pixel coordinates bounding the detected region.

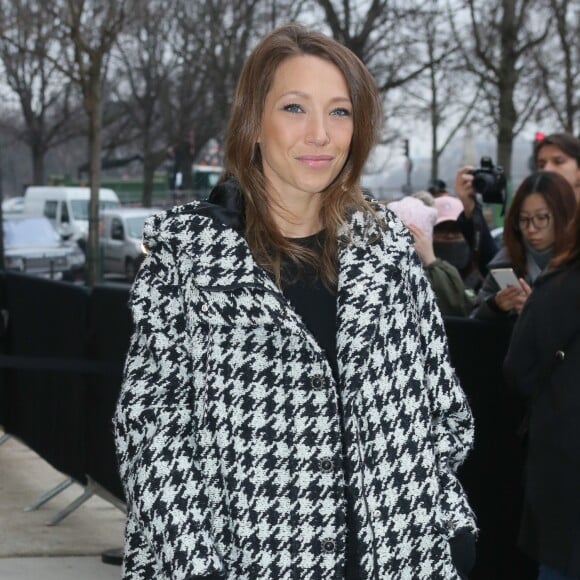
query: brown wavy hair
[
  {"left": 504, "top": 171, "right": 576, "bottom": 277},
  {"left": 223, "top": 23, "right": 382, "bottom": 288},
  {"left": 551, "top": 198, "right": 580, "bottom": 268}
]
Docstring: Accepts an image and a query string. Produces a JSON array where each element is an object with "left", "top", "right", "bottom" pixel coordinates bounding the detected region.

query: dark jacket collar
[{"left": 194, "top": 177, "right": 245, "bottom": 232}]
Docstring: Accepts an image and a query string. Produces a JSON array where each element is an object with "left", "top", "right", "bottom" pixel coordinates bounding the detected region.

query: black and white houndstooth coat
[{"left": 113, "top": 191, "right": 476, "bottom": 580}]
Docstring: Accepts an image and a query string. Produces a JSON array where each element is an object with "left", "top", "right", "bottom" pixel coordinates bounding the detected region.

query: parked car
[
  {"left": 23, "top": 186, "right": 120, "bottom": 248},
  {"left": 3, "top": 215, "right": 85, "bottom": 280},
  {"left": 100, "top": 207, "right": 162, "bottom": 280},
  {"left": 2, "top": 196, "right": 25, "bottom": 214}
]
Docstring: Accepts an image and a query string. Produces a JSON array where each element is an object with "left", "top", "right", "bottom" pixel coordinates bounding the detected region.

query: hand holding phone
[{"left": 490, "top": 268, "right": 521, "bottom": 290}]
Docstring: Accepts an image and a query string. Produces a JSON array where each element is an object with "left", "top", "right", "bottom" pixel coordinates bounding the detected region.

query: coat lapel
[
  {"left": 184, "top": 213, "right": 327, "bottom": 358},
  {"left": 335, "top": 208, "right": 405, "bottom": 402}
]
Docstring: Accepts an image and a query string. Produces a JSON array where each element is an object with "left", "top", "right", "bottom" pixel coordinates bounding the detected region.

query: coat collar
[
  {"left": 168, "top": 177, "right": 398, "bottom": 302},
  {"left": 147, "top": 178, "right": 403, "bottom": 289},
  {"left": 149, "top": 180, "right": 407, "bottom": 393}
]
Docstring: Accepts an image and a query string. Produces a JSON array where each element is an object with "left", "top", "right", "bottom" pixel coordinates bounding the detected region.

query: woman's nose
[{"left": 305, "top": 114, "right": 330, "bottom": 146}]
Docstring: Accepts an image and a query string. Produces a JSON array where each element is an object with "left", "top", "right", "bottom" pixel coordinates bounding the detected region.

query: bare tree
[
  {"left": 399, "top": 1, "right": 483, "bottom": 180},
  {"left": 0, "top": 0, "right": 83, "bottom": 185},
  {"left": 112, "top": 0, "right": 177, "bottom": 207},
  {"left": 449, "top": 0, "right": 550, "bottom": 182},
  {"left": 314, "top": 0, "right": 451, "bottom": 93},
  {"left": 111, "top": 0, "right": 274, "bottom": 207},
  {"left": 49, "top": 0, "right": 135, "bottom": 285},
  {"left": 534, "top": 0, "right": 579, "bottom": 133},
  {"left": 168, "top": 0, "right": 265, "bottom": 157}
]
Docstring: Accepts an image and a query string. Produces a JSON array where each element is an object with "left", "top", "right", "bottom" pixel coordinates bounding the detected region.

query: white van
[
  {"left": 23, "top": 186, "right": 120, "bottom": 248},
  {"left": 99, "top": 207, "right": 161, "bottom": 280}
]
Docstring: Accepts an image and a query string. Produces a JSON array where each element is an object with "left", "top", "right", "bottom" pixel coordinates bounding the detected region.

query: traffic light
[{"left": 403, "top": 138, "right": 409, "bottom": 157}]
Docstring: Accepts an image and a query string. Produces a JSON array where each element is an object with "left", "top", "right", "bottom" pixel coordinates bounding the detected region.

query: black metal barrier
[
  {"left": 0, "top": 272, "right": 7, "bottom": 429},
  {"left": 1, "top": 273, "right": 90, "bottom": 485},
  {"left": 84, "top": 285, "right": 131, "bottom": 501},
  {"left": 0, "top": 272, "right": 131, "bottom": 500},
  {"left": 0, "top": 273, "right": 535, "bottom": 576}
]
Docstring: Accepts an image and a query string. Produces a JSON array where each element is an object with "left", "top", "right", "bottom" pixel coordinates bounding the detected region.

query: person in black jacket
[
  {"left": 504, "top": 198, "right": 580, "bottom": 580},
  {"left": 453, "top": 166, "right": 499, "bottom": 283}
]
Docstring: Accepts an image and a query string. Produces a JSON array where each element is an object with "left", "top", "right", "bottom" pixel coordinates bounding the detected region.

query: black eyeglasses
[{"left": 516, "top": 213, "right": 551, "bottom": 231}]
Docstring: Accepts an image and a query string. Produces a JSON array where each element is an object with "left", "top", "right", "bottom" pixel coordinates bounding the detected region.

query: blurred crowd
[
  {"left": 387, "top": 132, "right": 580, "bottom": 321},
  {"left": 389, "top": 132, "right": 580, "bottom": 580}
]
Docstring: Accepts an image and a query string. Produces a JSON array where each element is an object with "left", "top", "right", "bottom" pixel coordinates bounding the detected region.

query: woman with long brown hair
[
  {"left": 114, "top": 24, "right": 475, "bottom": 579},
  {"left": 472, "top": 171, "right": 576, "bottom": 320},
  {"left": 504, "top": 187, "right": 580, "bottom": 580}
]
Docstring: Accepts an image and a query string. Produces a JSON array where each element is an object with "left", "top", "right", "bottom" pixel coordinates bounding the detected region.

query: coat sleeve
[
  {"left": 409, "top": 247, "right": 477, "bottom": 536},
  {"left": 470, "top": 270, "right": 507, "bottom": 320},
  {"left": 503, "top": 294, "right": 540, "bottom": 397},
  {"left": 113, "top": 223, "right": 223, "bottom": 579},
  {"left": 423, "top": 258, "right": 476, "bottom": 317},
  {"left": 471, "top": 250, "right": 519, "bottom": 321},
  {"left": 457, "top": 204, "right": 498, "bottom": 276}
]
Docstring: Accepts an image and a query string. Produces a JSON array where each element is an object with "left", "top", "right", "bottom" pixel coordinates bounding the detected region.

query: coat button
[
  {"left": 556, "top": 350, "right": 565, "bottom": 360},
  {"left": 312, "top": 375, "right": 324, "bottom": 389},
  {"left": 319, "top": 458, "right": 334, "bottom": 473},
  {"left": 373, "top": 509, "right": 381, "bottom": 519},
  {"left": 322, "top": 538, "right": 335, "bottom": 553},
  {"left": 201, "top": 304, "right": 209, "bottom": 313}
]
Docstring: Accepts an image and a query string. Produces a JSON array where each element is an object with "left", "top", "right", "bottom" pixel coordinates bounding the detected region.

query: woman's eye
[
  {"left": 283, "top": 103, "right": 303, "bottom": 113},
  {"left": 331, "top": 108, "right": 352, "bottom": 117}
]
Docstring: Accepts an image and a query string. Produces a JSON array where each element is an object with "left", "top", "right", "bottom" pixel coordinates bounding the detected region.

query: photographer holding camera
[{"left": 454, "top": 159, "right": 503, "bottom": 284}]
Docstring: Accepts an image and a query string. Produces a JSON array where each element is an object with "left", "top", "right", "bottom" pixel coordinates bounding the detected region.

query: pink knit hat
[
  {"left": 433, "top": 195, "right": 463, "bottom": 225},
  {"left": 388, "top": 196, "right": 437, "bottom": 240}
]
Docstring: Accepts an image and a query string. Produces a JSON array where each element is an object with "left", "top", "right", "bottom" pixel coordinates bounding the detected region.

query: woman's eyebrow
[{"left": 277, "top": 90, "right": 351, "bottom": 104}]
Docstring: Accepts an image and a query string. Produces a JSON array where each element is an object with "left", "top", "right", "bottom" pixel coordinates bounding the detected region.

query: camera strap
[{"left": 464, "top": 205, "right": 485, "bottom": 290}]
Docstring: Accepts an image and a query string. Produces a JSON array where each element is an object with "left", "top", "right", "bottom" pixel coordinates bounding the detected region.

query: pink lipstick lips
[{"left": 296, "top": 155, "right": 334, "bottom": 168}]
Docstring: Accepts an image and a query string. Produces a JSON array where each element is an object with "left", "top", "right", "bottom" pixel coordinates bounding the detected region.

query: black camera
[{"left": 469, "top": 157, "right": 506, "bottom": 204}]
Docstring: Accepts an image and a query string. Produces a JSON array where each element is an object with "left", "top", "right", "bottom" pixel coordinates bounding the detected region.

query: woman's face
[
  {"left": 536, "top": 144, "right": 580, "bottom": 199},
  {"left": 517, "top": 192, "right": 555, "bottom": 251},
  {"left": 258, "top": 55, "right": 353, "bottom": 204}
]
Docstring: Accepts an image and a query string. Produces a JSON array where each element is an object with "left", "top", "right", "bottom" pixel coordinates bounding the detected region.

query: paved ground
[
  {"left": 0, "top": 433, "right": 125, "bottom": 579},
  {"left": 0, "top": 557, "right": 121, "bottom": 580}
]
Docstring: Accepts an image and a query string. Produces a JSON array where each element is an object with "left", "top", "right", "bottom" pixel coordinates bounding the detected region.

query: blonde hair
[{"left": 224, "top": 23, "right": 382, "bottom": 288}]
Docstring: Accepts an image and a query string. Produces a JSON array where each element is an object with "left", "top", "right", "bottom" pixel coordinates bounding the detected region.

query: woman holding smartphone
[
  {"left": 471, "top": 171, "right": 576, "bottom": 321},
  {"left": 504, "top": 194, "right": 580, "bottom": 580}
]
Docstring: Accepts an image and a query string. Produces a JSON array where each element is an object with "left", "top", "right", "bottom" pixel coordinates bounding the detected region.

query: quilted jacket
[{"left": 113, "top": 193, "right": 476, "bottom": 580}]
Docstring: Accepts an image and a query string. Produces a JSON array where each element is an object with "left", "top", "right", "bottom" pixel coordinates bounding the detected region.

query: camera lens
[{"left": 472, "top": 172, "right": 494, "bottom": 194}]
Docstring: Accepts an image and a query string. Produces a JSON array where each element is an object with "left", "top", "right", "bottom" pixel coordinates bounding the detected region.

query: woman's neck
[{"left": 268, "top": 192, "right": 323, "bottom": 238}]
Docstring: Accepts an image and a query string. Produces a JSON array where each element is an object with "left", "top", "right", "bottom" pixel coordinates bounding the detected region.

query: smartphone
[{"left": 490, "top": 268, "right": 521, "bottom": 290}]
